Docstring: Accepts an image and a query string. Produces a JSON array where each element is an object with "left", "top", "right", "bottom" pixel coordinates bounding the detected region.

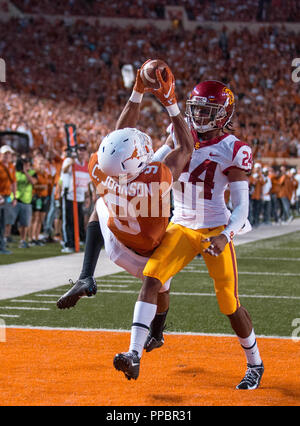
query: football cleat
[
  {"left": 144, "top": 334, "right": 164, "bottom": 352},
  {"left": 236, "top": 363, "right": 264, "bottom": 390},
  {"left": 113, "top": 351, "right": 140, "bottom": 380},
  {"left": 56, "top": 277, "right": 97, "bottom": 309}
]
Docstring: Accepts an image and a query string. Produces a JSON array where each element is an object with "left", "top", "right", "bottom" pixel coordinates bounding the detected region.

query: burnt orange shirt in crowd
[
  {"left": 88, "top": 152, "right": 172, "bottom": 257},
  {"left": 0, "top": 161, "right": 16, "bottom": 196},
  {"left": 249, "top": 174, "right": 264, "bottom": 200},
  {"left": 34, "top": 171, "right": 51, "bottom": 198},
  {"left": 270, "top": 174, "right": 281, "bottom": 196},
  {"left": 278, "top": 175, "right": 290, "bottom": 199}
]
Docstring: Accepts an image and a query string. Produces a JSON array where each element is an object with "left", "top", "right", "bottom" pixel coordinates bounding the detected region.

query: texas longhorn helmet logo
[{"left": 123, "top": 140, "right": 141, "bottom": 165}]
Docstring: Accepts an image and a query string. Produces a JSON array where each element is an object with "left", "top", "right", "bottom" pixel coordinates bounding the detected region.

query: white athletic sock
[
  {"left": 129, "top": 301, "right": 157, "bottom": 358},
  {"left": 238, "top": 329, "right": 262, "bottom": 366}
]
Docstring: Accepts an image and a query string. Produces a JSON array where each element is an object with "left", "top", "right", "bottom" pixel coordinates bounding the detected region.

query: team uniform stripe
[
  {"left": 241, "top": 339, "right": 257, "bottom": 350},
  {"left": 229, "top": 241, "right": 239, "bottom": 311},
  {"left": 131, "top": 322, "right": 149, "bottom": 330}
]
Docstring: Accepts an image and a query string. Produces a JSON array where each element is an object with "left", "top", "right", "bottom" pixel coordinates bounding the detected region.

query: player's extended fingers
[
  {"left": 204, "top": 247, "right": 218, "bottom": 257},
  {"left": 155, "top": 68, "right": 165, "bottom": 88},
  {"left": 144, "top": 86, "right": 156, "bottom": 94}
]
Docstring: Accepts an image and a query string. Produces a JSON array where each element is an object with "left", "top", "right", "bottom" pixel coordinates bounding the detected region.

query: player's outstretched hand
[
  {"left": 133, "top": 59, "right": 152, "bottom": 94},
  {"left": 145, "top": 66, "right": 177, "bottom": 107}
]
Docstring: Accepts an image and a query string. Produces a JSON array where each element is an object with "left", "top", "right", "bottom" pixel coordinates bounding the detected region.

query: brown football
[{"left": 140, "top": 59, "right": 168, "bottom": 89}]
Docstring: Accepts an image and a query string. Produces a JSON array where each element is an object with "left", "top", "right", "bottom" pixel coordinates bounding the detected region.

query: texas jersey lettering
[{"left": 88, "top": 152, "right": 172, "bottom": 256}]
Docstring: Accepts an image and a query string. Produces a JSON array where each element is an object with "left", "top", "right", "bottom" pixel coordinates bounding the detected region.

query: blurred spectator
[
  {"left": 287, "top": 168, "right": 299, "bottom": 215},
  {"left": 44, "top": 149, "right": 63, "bottom": 240},
  {"left": 0, "top": 145, "right": 17, "bottom": 254},
  {"left": 29, "top": 155, "right": 51, "bottom": 246},
  {"left": 261, "top": 166, "right": 272, "bottom": 224},
  {"left": 249, "top": 163, "right": 264, "bottom": 227},
  {"left": 61, "top": 144, "right": 91, "bottom": 253},
  {"left": 14, "top": 156, "right": 37, "bottom": 248},
  {"left": 270, "top": 167, "right": 281, "bottom": 223},
  {"left": 2, "top": 146, "right": 17, "bottom": 243},
  {"left": 277, "top": 166, "right": 293, "bottom": 223},
  {"left": 295, "top": 168, "right": 300, "bottom": 214},
  {"left": 11, "top": 0, "right": 300, "bottom": 22}
]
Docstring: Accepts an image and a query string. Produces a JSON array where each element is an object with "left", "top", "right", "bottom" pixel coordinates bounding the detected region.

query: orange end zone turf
[{"left": 1, "top": 328, "right": 300, "bottom": 406}]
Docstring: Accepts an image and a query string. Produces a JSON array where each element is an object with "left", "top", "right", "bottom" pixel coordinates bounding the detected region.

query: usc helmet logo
[{"left": 223, "top": 87, "right": 234, "bottom": 105}]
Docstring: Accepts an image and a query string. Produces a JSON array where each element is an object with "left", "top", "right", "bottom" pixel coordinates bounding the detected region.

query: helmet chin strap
[{"left": 192, "top": 118, "right": 218, "bottom": 134}]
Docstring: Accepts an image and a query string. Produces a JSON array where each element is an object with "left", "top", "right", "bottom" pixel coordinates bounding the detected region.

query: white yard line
[
  {"left": 93, "top": 288, "right": 300, "bottom": 300},
  {"left": 0, "top": 306, "right": 50, "bottom": 311},
  {"left": 10, "top": 299, "right": 57, "bottom": 304},
  {"left": 0, "top": 314, "right": 19, "bottom": 318},
  {"left": 3, "top": 324, "right": 294, "bottom": 341}
]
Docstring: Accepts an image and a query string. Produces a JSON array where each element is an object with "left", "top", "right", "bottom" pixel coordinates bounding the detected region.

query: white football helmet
[{"left": 97, "top": 128, "right": 154, "bottom": 182}]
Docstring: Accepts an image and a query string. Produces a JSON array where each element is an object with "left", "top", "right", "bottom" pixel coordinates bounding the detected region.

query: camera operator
[
  {"left": 14, "top": 156, "right": 37, "bottom": 248},
  {"left": 61, "top": 144, "right": 91, "bottom": 253}
]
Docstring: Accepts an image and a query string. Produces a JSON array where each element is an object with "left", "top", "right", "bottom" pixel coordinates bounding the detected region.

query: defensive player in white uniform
[{"left": 114, "top": 80, "right": 264, "bottom": 390}]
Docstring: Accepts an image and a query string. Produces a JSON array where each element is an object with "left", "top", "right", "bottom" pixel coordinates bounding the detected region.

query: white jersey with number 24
[{"left": 170, "top": 133, "right": 253, "bottom": 229}]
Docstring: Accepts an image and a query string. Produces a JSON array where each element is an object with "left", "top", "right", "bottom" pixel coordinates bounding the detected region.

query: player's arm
[
  {"left": 115, "top": 60, "right": 150, "bottom": 130},
  {"left": 204, "top": 164, "right": 251, "bottom": 257},
  {"left": 145, "top": 67, "right": 194, "bottom": 180},
  {"left": 162, "top": 113, "right": 194, "bottom": 180},
  {"left": 152, "top": 135, "right": 174, "bottom": 162}
]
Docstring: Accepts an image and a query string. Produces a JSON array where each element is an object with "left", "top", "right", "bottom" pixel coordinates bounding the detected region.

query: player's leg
[
  {"left": 144, "top": 278, "right": 171, "bottom": 352},
  {"left": 202, "top": 234, "right": 264, "bottom": 389},
  {"left": 114, "top": 224, "right": 198, "bottom": 380},
  {"left": 57, "top": 206, "right": 102, "bottom": 309},
  {"left": 228, "top": 306, "right": 264, "bottom": 390}
]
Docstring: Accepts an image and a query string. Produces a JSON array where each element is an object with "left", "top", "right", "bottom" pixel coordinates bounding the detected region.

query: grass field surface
[{"left": 0, "top": 239, "right": 71, "bottom": 266}]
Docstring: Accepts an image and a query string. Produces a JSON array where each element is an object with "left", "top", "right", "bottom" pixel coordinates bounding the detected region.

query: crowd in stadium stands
[
  {"left": 10, "top": 0, "right": 300, "bottom": 22},
  {"left": 0, "top": 14, "right": 299, "bottom": 253},
  {"left": 0, "top": 18, "right": 299, "bottom": 157}
]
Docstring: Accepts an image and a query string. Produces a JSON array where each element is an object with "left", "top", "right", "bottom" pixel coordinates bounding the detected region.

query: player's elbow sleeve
[{"left": 221, "top": 181, "right": 249, "bottom": 241}]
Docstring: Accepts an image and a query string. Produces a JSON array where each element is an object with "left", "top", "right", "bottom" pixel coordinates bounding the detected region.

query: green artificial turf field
[{"left": 1, "top": 231, "right": 299, "bottom": 339}]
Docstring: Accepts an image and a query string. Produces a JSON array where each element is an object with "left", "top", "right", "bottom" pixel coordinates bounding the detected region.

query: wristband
[
  {"left": 129, "top": 90, "right": 143, "bottom": 103},
  {"left": 166, "top": 103, "right": 180, "bottom": 117},
  {"left": 220, "top": 229, "right": 232, "bottom": 243}
]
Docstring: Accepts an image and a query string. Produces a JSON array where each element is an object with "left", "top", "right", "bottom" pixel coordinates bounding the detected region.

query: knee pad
[{"left": 159, "top": 277, "right": 172, "bottom": 293}]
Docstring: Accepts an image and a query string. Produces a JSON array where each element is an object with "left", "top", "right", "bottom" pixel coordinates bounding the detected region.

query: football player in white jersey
[{"left": 114, "top": 80, "right": 264, "bottom": 390}]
